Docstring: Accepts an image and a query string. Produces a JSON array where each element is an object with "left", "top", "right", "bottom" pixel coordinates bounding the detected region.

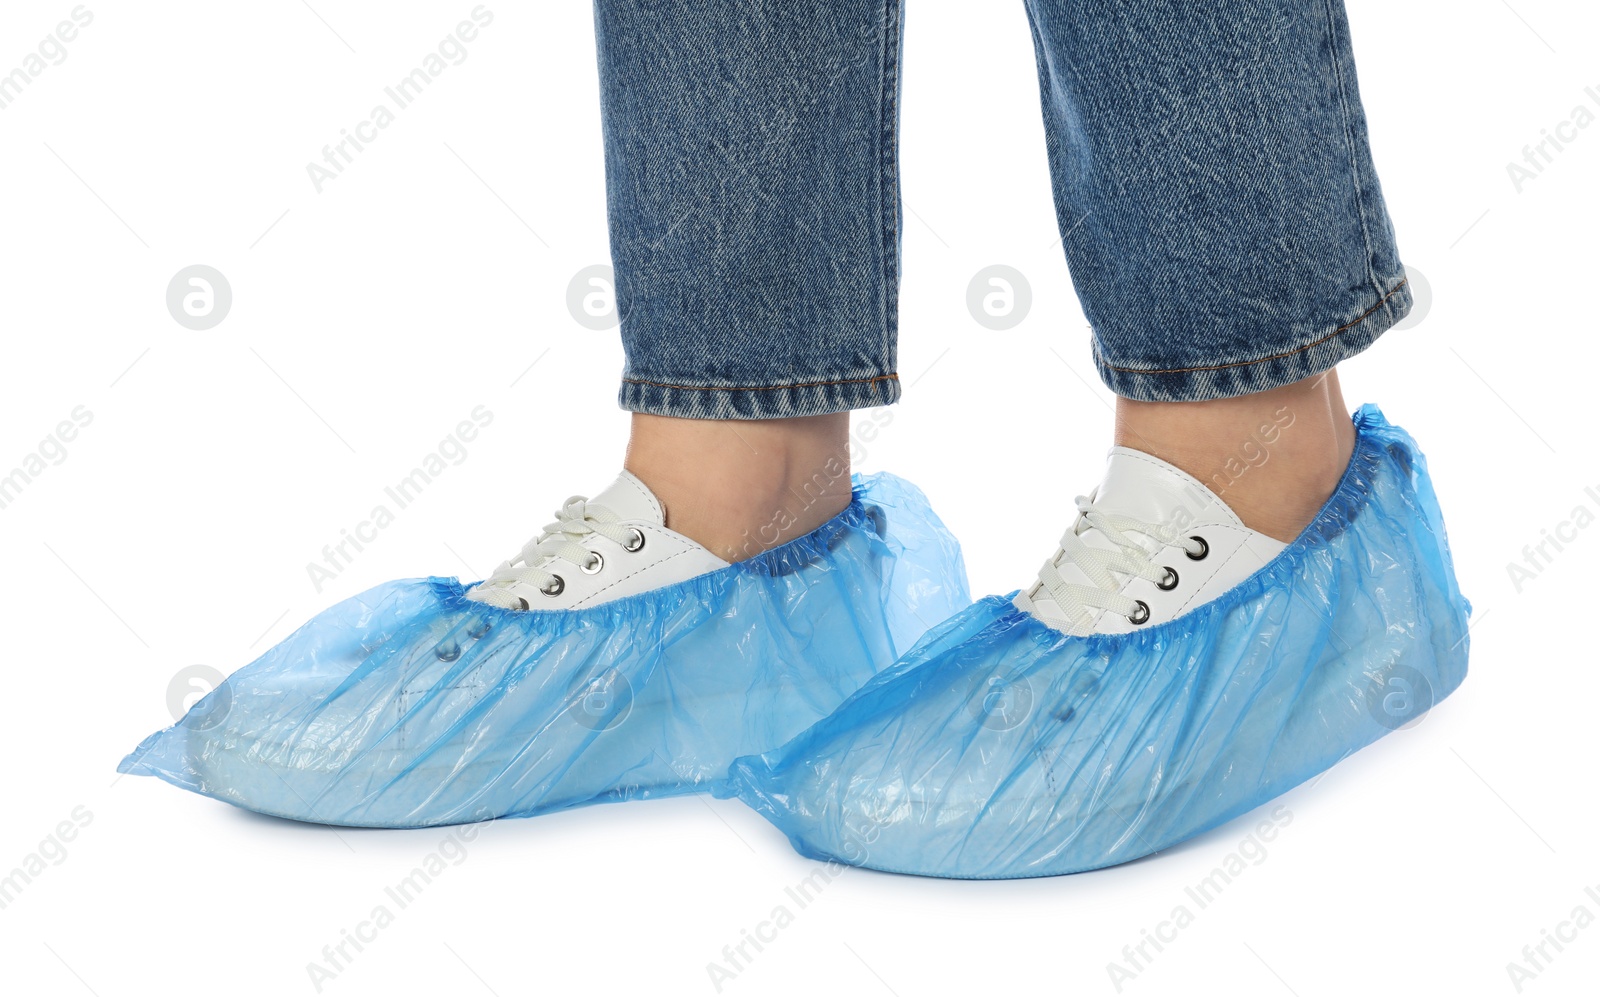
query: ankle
[
  {"left": 1114, "top": 371, "right": 1355, "bottom": 542},
  {"left": 624, "top": 412, "right": 853, "bottom": 561}
]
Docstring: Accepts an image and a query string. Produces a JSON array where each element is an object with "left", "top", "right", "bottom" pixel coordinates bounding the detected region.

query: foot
[
  {"left": 469, "top": 408, "right": 859, "bottom": 607},
  {"left": 1023, "top": 372, "right": 1361, "bottom": 635},
  {"left": 723, "top": 406, "right": 1471, "bottom": 879},
  {"left": 118, "top": 473, "right": 970, "bottom": 828}
]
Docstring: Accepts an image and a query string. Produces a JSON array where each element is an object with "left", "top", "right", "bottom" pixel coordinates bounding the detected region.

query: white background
[{"left": 1, "top": 1, "right": 1595, "bottom": 994}]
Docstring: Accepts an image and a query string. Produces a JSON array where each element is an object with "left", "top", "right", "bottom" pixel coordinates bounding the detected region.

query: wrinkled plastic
[
  {"left": 721, "top": 407, "right": 1470, "bottom": 878},
  {"left": 118, "top": 473, "right": 969, "bottom": 828}
]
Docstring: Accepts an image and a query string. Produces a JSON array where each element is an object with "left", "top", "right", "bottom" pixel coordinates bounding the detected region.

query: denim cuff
[
  {"left": 1093, "top": 277, "right": 1412, "bottom": 403},
  {"left": 618, "top": 373, "right": 900, "bottom": 420}
]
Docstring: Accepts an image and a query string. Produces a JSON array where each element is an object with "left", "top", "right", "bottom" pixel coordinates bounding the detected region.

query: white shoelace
[
  {"left": 464, "top": 495, "right": 640, "bottom": 609},
  {"left": 1015, "top": 495, "right": 1204, "bottom": 634}
]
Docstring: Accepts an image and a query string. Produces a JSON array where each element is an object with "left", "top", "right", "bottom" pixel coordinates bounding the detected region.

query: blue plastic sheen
[
  {"left": 720, "top": 407, "right": 1470, "bottom": 878},
  {"left": 118, "top": 473, "right": 969, "bottom": 828}
]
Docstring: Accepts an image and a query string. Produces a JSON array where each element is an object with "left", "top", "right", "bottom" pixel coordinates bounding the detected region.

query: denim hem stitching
[
  {"left": 1322, "top": 0, "right": 1386, "bottom": 301},
  {"left": 1099, "top": 277, "right": 1407, "bottom": 376},
  {"left": 621, "top": 374, "right": 900, "bottom": 393},
  {"left": 878, "top": 0, "right": 903, "bottom": 387}
]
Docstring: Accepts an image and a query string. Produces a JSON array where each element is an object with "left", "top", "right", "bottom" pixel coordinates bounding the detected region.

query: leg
[
  {"left": 726, "top": 1, "right": 1471, "bottom": 880},
  {"left": 1025, "top": 0, "right": 1408, "bottom": 538},
  {"left": 1114, "top": 369, "right": 1355, "bottom": 542},
  {"left": 624, "top": 412, "right": 852, "bottom": 560},
  {"left": 594, "top": 0, "right": 905, "bottom": 557},
  {"left": 120, "top": 0, "right": 979, "bottom": 828}
]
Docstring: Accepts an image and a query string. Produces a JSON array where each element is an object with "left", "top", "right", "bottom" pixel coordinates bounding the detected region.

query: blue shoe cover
[
  {"left": 720, "top": 407, "right": 1470, "bottom": 878},
  {"left": 117, "top": 473, "right": 969, "bottom": 828}
]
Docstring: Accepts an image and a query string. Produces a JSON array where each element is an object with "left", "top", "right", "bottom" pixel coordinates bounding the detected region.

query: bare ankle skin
[
  {"left": 1114, "top": 370, "right": 1357, "bottom": 543},
  {"left": 624, "top": 412, "right": 852, "bottom": 561}
]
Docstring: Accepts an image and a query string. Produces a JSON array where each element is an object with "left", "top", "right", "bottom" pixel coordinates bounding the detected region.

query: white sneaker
[
  {"left": 1014, "top": 447, "right": 1286, "bottom": 634},
  {"left": 465, "top": 471, "right": 728, "bottom": 610}
]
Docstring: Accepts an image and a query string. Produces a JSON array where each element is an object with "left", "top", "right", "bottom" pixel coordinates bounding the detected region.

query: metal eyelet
[
  {"left": 436, "top": 640, "right": 461, "bottom": 662},
  {"left": 467, "top": 617, "right": 493, "bottom": 640},
  {"left": 581, "top": 552, "right": 604, "bottom": 575},
  {"left": 516, "top": 597, "right": 529, "bottom": 611},
  {"left": 623, "top": 528, "right": 646, "bottom": 553},
  {"left": 1157, "top": 566, "right": 1179, "bottom": 591},
  {"left": 1127, "top": 600, "right": 1151, "bottom": 625},
  {"left": 1185, "top": 535, "right": 1209, "bottom": 561},
  {"left": 541, "top": 575, "right": 565, "bottom": 597}
]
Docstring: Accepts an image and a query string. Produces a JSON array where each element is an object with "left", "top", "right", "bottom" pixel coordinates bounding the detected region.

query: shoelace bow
[
  {"left": 1016, "top": 495, "right": 1204, "bottom": 633},
  {"left": 465, "top": 496, "right": 638, "bottom": 609}
]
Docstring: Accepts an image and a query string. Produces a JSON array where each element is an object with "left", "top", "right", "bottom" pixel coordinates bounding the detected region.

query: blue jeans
[{"left": 595, "top": 0, "right": 1410, "bottom": 419}]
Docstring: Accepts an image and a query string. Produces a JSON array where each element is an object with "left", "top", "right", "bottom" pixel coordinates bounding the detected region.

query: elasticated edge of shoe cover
[
  {"left": 718, "top": 406, "right": 1471, "bottom": 879},
  {"left": 117, "top": 472, "right": 970, "bottom": 828}
]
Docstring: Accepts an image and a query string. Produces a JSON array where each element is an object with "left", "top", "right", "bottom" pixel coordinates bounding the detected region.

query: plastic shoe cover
[
  {"left": 720, "top": 407, "right": 1470, "bottom": 879},
  {"left": 117, "top": 473, "right": 969, "bottom": 828}
]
